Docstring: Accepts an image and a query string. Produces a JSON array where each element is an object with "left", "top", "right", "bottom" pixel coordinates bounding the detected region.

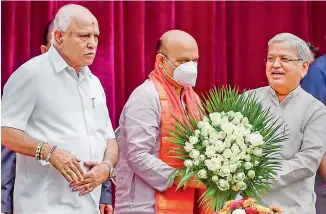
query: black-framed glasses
[{"left": 265, "top": 56, "right": 303, "bottom": 64}]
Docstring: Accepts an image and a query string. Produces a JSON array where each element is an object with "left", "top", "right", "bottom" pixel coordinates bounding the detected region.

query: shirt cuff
[{"left": 100, "top": 179, "right": 112, "bottom": 204}]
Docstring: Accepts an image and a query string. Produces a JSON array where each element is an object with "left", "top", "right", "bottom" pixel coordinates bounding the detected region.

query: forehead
[
  {"left": 268, "top": 42, "right": 297, "bottom": 57},
  {"left": 69, "top": 16, "right": 100, "bottom": 34},
  {"left": 166, "top": 40, "right": 199, "bottom": 59}
]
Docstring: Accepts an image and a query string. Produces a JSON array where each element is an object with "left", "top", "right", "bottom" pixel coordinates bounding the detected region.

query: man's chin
[{"left": 83, "top": 59, "right": 95, "bottom": 66}]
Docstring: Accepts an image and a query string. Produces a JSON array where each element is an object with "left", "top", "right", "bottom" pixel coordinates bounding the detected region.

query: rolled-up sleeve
[
  {"left": 124, "top": 92, "right": 175, "bottom": 192},
  {"left": 1, "top": 66, "right": 36, "bottom": 131},
  {"left": 1, "top": 146, "right": 16, "bottom": 213},
  {"left": 270, "top": 105, "right": 326, "bottom": 190},
  {"left": 105, "top": 114, "right": 115, "bottom": 140}
]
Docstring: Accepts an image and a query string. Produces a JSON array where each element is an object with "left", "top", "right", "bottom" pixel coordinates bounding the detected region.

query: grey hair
[
  {"left": 268, "top": 33, "right": 310, "bottom": 61},
  {"left": 51, "top": 4, "right": 90, "bottom": 44}
]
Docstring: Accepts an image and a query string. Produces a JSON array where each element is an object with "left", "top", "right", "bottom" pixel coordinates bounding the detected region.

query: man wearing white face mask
[{"left": 115, "top": 30, "right": 207, "bottom": 214}]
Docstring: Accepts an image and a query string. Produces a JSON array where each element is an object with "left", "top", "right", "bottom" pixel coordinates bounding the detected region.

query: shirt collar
[
  {"left": 48, "top": 45, "right": 92, "bottom": 76},
  {"left": 268, "top": 85, "right": 303, "bottom": 101}
]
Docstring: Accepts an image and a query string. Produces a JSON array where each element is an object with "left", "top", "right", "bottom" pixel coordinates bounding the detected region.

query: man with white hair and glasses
[
  {"left": 251, "top": 33, "right": 326, "bottom": 214},
  {"left": 1, "top": 4, "right": 118, "bottom": 214}
]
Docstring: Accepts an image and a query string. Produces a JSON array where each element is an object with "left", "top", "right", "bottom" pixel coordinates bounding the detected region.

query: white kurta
[
  {"left": 1, "top": 45, "right": 115, "bottom": 214},
  {"left": 252, "top": 86, "right": 326, "bottom": 214}
]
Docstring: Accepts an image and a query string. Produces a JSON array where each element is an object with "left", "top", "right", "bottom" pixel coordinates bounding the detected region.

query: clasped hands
[{"left": 48, "top": 147, "right": 111, "bottom": 195}]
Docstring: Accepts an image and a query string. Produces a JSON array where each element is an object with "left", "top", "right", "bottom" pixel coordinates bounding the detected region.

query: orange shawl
[{"left": 149, "top": 67, "right": 201, "bottom": 214}]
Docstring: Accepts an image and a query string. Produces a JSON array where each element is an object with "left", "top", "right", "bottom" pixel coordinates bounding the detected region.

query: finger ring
[{"left": 65, "top": 169, "right": 71, "bottom": 173}]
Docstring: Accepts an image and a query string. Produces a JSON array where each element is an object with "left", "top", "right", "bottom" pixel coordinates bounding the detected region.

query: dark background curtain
[{"left": 2, "top": 1, "right": 326, "bottom": 128}]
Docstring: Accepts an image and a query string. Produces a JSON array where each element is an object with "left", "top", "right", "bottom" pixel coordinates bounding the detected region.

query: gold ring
[{"left": 65, "top": 169, "right": 71, "bottom": 173}]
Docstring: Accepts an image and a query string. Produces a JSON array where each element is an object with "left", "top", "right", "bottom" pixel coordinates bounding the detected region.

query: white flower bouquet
[{"left": 168, "top": 87, "right": 287, "bottom": 212}]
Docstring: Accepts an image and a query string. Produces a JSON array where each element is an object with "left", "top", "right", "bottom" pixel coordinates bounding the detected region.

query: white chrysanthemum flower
[
  {"left": 223, "top": 160, "right": 230, "bottom": 166},
  {"left": 206, "top": 158, "right": 222, "bottom": 171},
  {"left": 193, "top": 159, "right": 200, "bottom": 166},
  {"left": 230, "top": 154, "right": 239, "bottom": 163},
  {"left": 236, "top": 181, "right": 247, "bottom": 190},
  {"left": 224, "top": 138, "right": 232, "bottom": 148},
  {"left": 201, "top": 128, "right": 209, "bottom": 138},
  {"left": 236, "top": 161, "right": 242, "bottom": 168},
  {"left": 215, "top": 143, "right": 226, "bottom": 153},
  {"left": 227, "top": 111, "right": 235, "bottom": 118},
  {"left": 212, "top": 175, "right": 219, "bottom": 182},
  {"left": 208, "top": 127, "right": 218, "bottom": 137},
  {"left": 204, "top": 159, "right": 212, "bottom": 168},
  {"left": 247, "top": 170, "right": 255, "bottom": 179},
  {"left": 189, "top": 136, "right": 199, "bottom": 145},
  {"left": 219, "top": 165, "right": 231, "bottom": 177},
  {"left": 230, "top": 163, "right": 238, "bottom": 173},
  {"left": 231, "top": 117, "right": 242, "bottom": 125},
  {"left": 221, "top": 115, "right": 229, "bottom": 124},
  {"left": 218, "top": 179, "right": 230, "bottom": 191},
  {"left": 197, "top": 169, "right": 208, "bottom": 179},
  {"left": 209, "top": 137, "right": 219, "bottom": 146},
  {"left": 202, "top": 139, "right": 210, "bottom": 147},
  {"left": 231, "top": 144, "right": 241, "bottom": 154},
  {"left": 189, "top": 149, "right": 200, "bottom": 159},
  {"left": 199, "top": 154, "right": 206, "bottom": 161},
  {"left": 184, "top": 159, "right": 193, "bottom": 168},
  {"left": 235, "top": 135, "right": 245, "bottom": 145},
  {"left": 222, "top": 149, "right": 232, "bottom": 159},
  {"left": 246, "top": 148, "right": 253, "bottom": 154},
  {"left": 217, "top": 131, "right": 227, "bottom": 140},
  {"left": 253, "top": 160, "right": 260, "bottom": 166},
  {"left": 227, "top": 134, "right": 236, "bottom": 144},
  {"left": 234, "top": 172, "right": 246, "bottom": 182},
  {"left": 253, "top": 147, "right": 263, "bottom": 157},
  {"left": 244, "top": 162, "right": 253, "bottom": 170},
  {"left": 232, "top": 209, "right": 246, "bottom": 214},
  {"left": 194, "top": 129, "right": 201, "bottom": 137},
  {"left": 205, "top": 148, "right": 216, "bottom": 158},
  {"left": 234, "top": 112, "right": 243, "bottom": 119},
  {"left": 247, "top": 132, "right": 264, "bottom": 147},
  {"left": 238, "top": 151, "right": 246, "bottom": 160},
  {"left": 221, "top": 123, "right": 235, "bottom": 135},
  {"left": 184, "top": 142, "right": 194, "bottom": 152},
  {"left": 238, "top": 142, "right": 248, "bottom": 152},
  {"left": 215, "top": 154, "right": 224, "bottom": 161},
  {"left": 241, "top": 117, "right": 249, "bottom": 125},
  {"left": 197, "top": 121, "right": 204, "bottom": 129},
  {"left": 209, "top": 112, "right": 222, "bottom": 127},
  {"left": 244, "top": 154, "right": 252, "bottom": 162}
]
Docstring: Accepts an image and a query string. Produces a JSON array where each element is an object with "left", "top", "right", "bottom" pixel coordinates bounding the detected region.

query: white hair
[
  {"left": 268, "top": 33, "right": 310, "bottom": 61},
  {"left": 51, "top": 4, "right": 91, "bottom": 44}
]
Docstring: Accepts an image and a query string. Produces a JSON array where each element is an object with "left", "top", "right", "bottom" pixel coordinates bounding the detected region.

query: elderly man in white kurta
[
  {"left": 252, "top": 33, "right": 326, "bottom": 214},
  {"left": 1, "top": 4, "right": 118, "bottom": 214}
]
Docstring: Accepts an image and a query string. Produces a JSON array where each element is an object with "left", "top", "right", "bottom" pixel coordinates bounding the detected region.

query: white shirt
[{"left": 1, "top": 45, "right": 115, "bottom": 214}]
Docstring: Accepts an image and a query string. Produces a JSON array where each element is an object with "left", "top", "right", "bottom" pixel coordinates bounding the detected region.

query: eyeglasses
[
  {"left": 159, "top": 53, "right": 199, "bottom": 66},
  {"left": 265, "top": 56, "right": 303, "bottom": 64}
]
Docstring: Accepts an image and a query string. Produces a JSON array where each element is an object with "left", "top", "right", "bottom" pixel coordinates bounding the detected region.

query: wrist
[
  {"left": 101, "top": 161, "right": 114, "bottom": 177},
  {"left": 41, "top": 143, "right": 51, "bottom": 160}
]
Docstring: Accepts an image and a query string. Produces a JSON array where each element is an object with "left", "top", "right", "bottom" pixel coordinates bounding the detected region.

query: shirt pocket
[{"left": 91, "top": 97, "right": 109, "bottom": 135}]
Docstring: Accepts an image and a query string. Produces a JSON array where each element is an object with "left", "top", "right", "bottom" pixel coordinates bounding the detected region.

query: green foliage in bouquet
[{"left": 167, "top": 86, "right": 288, "bottom": 212}]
